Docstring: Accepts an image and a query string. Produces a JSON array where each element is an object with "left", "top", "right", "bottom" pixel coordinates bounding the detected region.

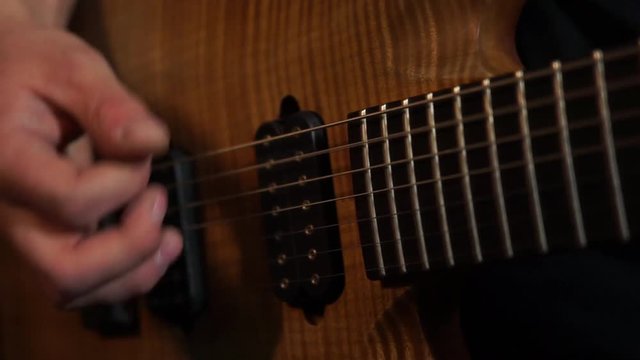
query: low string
[
  {"left": 166, "top": 107, "right": 640, "bottom": 222},
  {"left": 152, "top": 45, "right": 639, "bottom": 175}
]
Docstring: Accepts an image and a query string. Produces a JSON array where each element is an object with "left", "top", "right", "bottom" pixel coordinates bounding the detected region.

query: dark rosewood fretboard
[{"left": 348, "top": 45, "right": 640, "bottom": 280}]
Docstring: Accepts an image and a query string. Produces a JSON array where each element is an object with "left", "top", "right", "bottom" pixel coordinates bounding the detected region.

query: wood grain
[{"left": 0, "top": 1, "right": 524, "bottom": 359}]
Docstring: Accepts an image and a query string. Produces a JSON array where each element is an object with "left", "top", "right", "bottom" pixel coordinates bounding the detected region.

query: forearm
[{"left": 0, "top": 0, "right": 76, "bottom": 28}]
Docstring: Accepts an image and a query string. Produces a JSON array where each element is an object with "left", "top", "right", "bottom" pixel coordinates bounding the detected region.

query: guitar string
[
  {"left": 168, "top": 109, "right": 639, "bottom": 227},
  {"left": 177, "top": 139, "right": 636, "bottom": 263},
  {"left": 160, "top": 75, "right": 640, "bottom": 206},
  {"left": 151, "top": 45, "right": 639, "bottom": 175}
]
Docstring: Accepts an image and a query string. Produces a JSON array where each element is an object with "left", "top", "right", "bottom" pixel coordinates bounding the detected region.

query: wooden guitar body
[{"left": 0, "top": 1, "right": 524, "bottom": 358}]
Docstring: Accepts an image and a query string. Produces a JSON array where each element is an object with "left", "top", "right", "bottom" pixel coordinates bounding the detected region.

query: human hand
[{"left": 0, "top": 20, "right": 183, "bottom": 308}]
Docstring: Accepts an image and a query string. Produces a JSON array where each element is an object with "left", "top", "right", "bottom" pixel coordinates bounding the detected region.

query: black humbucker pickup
[{"left": 255, "top": 110, "right": 344, "bottom": 314}]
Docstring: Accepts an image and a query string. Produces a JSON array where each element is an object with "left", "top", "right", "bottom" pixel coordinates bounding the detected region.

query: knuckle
[
  {"left": 52, "top": 187, "right": 96, "bottom": 227},
  {"left": 61, "top": 46, "right": 110, "bottom": 89}
]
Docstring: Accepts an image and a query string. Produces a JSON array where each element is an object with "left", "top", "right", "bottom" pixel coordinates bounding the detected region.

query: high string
[
  {"left": 152, "top": 45, "right": 639, "bottom": 174},
  {"left": 166, "top": 106, "right": 640, "bottom": 221}
]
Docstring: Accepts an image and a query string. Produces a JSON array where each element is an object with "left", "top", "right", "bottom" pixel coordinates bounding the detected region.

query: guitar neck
[{"left": 347, "top": 44, "right": 640, "bottom": 279}]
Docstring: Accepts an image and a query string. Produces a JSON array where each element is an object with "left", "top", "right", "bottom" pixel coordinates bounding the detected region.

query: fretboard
[{"left": 347, "top": 45, "right": 640, "bottom": 279}]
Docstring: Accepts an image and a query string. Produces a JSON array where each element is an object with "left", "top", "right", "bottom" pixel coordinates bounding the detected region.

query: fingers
[
  {"left": 21, "top": 32, "right": 169, "bottom": 159},
  {"left": 65, "top": 228, "right": 183, "bottom": 308},
  {"left": 21, "top": 186, "right": 181, "bottom": 302},
  {"left": 0, "top": 131, "right": 150, "bottom": 227},
  {"left": 52, "top": 186, "right": 169, "bottom": 295}
]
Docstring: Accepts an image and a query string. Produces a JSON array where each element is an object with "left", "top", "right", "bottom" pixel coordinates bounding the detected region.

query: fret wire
[
  {"left": 361, "top": 110, "right": 386, "bottom": 276},
  {"left": 427, "top": 93, "right": 455, "bottom": 266},
  {"left": 380, "top": 104, "right": 407, "bottom": 273},
  {"left": 516, "top": 70, "right": 548, "bottom": 253},
  {"left": 402, "top": 99, "right": 429, "bottom": 269},
  {"left": 454, "top": 86, "right": 482, "bottom": 263},
  {"left": 483, "top": 79, "right": 513, "bottom": 258},
  {"left": 593, "top": 50, "right": 630, "bottom": 242},
  {"left": 552, "top": 61, "right": 587, "bottom": 248}
]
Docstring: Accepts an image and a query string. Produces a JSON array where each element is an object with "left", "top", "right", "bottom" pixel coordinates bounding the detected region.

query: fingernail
[
  {"left": 120, "top": 119, "right": 169, "bottom": 148},
  {"left": 150, "top": 192, "right": 167, "bottom": 222},
  {"left": 155, "top": 230, "right": 183, "bottom": 267}
]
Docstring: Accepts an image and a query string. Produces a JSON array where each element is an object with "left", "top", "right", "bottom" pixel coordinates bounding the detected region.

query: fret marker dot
[
  {"left": 304, "top": 224, "right": 315, "bottom": 236},
  {"left": 280, "top": 278, "right": 289, "bottom": 289},
  {"left": 307, "top": 248, "right": 318, "bottom": 261},
  {"left": 310, "top": 274, "right": 320, "bottom": 286}
]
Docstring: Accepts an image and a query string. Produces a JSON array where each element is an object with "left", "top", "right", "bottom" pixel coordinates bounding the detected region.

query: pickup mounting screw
[
  {"left": 271, "top": 205, "right": 280, "bottom": 216},
  {"left": 268, "top": 182, "right": 277, "bottom": 193},
  {"left": 301, "top": 200, "right": 311, "bottom": 210},
  {"left": 299, "top": 175, "right": 307, "bottom": 185},
  {"left": 276, "top": 253, "right": 287, "bottom": 265},
  {"left": 295, "top": 151, "right": 303, "bottom": 162}
]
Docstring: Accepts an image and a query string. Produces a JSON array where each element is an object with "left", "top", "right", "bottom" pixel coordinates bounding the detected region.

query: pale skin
[{"left": 0, "top": 0, "right": 184, "bottom": 308}]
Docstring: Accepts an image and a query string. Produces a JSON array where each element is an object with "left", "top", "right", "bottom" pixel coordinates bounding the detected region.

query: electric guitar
[{"left": 1, "top": 0, "right": 639, "bottom": 359}]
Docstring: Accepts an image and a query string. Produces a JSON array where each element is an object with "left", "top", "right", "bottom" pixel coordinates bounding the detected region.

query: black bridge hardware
[
  {"left": 146, "top": 148, "right": 206, "bottom": 327},
  {"left": 83, "top": 148, "right": 206, "bottom": 336},
  {"left": 255, "top": 110, "right": 344, "bottom": 313}
]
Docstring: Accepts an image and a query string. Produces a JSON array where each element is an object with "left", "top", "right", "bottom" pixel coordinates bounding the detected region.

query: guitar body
[{"left": 0, "top": 1, "right": 524, "bottom": 358}]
